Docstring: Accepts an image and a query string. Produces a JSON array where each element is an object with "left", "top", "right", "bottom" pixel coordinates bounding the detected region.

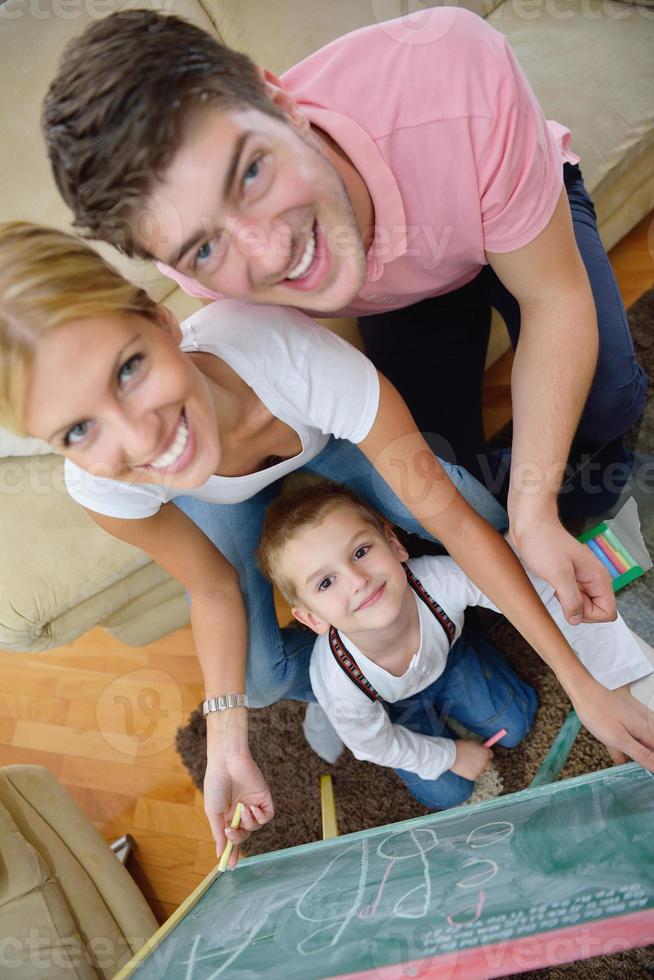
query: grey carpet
[{"left": 176, "top": 285, "right": 654, "bottom": 978}]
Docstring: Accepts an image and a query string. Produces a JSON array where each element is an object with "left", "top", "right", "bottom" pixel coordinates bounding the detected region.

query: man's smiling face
[{"left": 136, "top": 101, "right": 369, "bottom": 313}]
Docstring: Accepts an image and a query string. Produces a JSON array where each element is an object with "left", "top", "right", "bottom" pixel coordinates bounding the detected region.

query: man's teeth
[
  {"left": 149, "top": 415, "right": 189, "bottom": 469},
  {"left": 286, "top": 227, "right": 316, "bottom": 280}
]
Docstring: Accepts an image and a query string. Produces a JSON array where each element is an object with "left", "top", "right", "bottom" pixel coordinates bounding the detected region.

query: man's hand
[
  {"left": 204, "top": 724, "right": 274, "bottom": 868},
  {"left": 570, "top": 679, "right": 654, "bottom": 771},
  {"left": 450, "top": 740, "right": 493, "bottom": 780},
  {"left": 510, "top": 517, "right": 616, "bottom": 626}
]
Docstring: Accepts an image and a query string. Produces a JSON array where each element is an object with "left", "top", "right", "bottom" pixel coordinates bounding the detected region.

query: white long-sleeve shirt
[{"left": 309, "top": 555, "right": 653, "bottom": 781}]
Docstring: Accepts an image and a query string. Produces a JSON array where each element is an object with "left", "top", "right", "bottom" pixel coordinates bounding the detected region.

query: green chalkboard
[{"left": 122, "top": 764, "right": 654, "bottom": 979}]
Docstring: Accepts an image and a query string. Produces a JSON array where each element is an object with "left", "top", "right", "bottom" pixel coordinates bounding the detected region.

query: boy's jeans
[
  {"left": 388, "top": 630, "right": 537, "bottom": 810},
  {"left": 174, "top": 437, "right": 508, "bottom": 706}
]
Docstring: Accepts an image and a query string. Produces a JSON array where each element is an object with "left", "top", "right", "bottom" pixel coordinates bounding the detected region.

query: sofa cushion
[
  {"left": 203, "top": 0, "right": 506, "bottom": 72},
  {"left": 488, "top": 0, "right": 654, "bottom": 248},
  {"left": 0, "top": 0, "right": 215, "bottom": 303},
  {"left": 0, "top": 454, "right": 184, "bottom": 651},
  {"left": 0, "top": 803, "right": 97, "bottom": 980}
]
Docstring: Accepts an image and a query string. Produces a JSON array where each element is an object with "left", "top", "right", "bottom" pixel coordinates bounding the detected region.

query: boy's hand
[{"left": 450, "top": 740, "right": 493, "bottom": 780}]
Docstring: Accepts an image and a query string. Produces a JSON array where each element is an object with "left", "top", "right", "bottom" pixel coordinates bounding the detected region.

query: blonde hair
[
  {"left": 257, "top": 482, "right": 386, "bottom": 605},
  {"left": 0, "top": 221, "right": 159, "bottom": 434}
]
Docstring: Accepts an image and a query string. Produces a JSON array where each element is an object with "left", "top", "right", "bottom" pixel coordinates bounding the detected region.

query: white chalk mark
[
  {"left": 377, "top": 827, "right": 439, "bottom": 860},
  {"left": 183, "top": 935, "right": 201, "bottom": 980},
  {"left": 180, "top": 904, "right": 274, "bottom": 979},
  {"left": 296, "top": 841, "right": 369, "bottom": 954},
  {"left": 466, "top": 821, "right": 514, "bottom": 848},
  {"left": 392, "top": 831, "right": 432, "bottom": 919},
  {"left": 359, "top": 859, "right": 396, "bottom": 919},
  {"left": 456, "top": 858, "right": 499, "bottom": 890}
]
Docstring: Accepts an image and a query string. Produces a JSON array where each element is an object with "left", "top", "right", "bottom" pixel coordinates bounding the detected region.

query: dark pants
[{"left": 360, "top": 165, "right": 647, "bottom": 515}]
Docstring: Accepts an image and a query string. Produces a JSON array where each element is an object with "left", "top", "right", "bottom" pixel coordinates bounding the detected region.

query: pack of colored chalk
[{"left": 577, "top": 497, "right": 652, "bottom": 593}]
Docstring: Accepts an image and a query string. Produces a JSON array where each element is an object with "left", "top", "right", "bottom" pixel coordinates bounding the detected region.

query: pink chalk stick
[{"left": 484, "top": 728, "right": 507, "bottom": 748}]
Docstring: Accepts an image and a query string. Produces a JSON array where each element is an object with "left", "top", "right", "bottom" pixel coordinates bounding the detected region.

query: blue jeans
[
  {"left": 173, "top": 438, "right": 508, "bottom": 707},
  {"left": 389, "top": 630, "right": 537, "bottom": 810}
]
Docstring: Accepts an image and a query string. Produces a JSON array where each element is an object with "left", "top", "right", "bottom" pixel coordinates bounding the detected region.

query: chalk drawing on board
[
  {"left": 296, "top": 839, "right": 369, "bottom": 954},
  {"left": 117, "top": 764, "right": 654, "bottom": 980}
]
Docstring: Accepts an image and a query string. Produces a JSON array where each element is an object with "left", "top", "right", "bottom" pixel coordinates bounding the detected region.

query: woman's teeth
[
  {"left": 149, "top": 413, "right": 189, "bottom": 469},
  {"left": 286, "top": 226, "right": 316, "bottom": 280}
]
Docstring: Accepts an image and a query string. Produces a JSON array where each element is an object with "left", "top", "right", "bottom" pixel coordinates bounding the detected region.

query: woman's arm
[
  {"left": 85, "top": 502, "right": 273, "bottom": 862},
  {"left": 358, "top": 375, "right": 654, "bottom": 771}
]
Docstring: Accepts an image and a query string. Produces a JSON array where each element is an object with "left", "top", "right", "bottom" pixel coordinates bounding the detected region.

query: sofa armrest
[{"left": 0, "top": 765, "right": 157, "bottom": 979}]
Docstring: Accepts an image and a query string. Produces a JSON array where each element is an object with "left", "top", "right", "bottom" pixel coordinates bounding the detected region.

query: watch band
[{"left": 202, "top": 693, "right": 249, "bottom": 715}]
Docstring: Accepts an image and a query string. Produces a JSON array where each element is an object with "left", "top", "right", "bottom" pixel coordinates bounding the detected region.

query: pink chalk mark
[
  {"left": 358, "top": 859, "right": 396, "bottom": 920},
  {"left": 484, "top": 728, "right": 507, "bottom": 749},
  {"left": 447, "top": 889, "right": 486, "bottom": 928}
]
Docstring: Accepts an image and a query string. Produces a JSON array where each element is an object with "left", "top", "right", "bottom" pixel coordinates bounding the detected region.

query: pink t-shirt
[{"left": 157, "top": 8, "right": 579, "bottom": 317}]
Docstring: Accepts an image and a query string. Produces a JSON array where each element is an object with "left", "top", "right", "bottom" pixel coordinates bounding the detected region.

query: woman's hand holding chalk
[
  {"left": 218, "top": 803, "right": 244, "bottom": 872},
  {"left": 484, "top": 728, "right": 507, "bottom": 748}
]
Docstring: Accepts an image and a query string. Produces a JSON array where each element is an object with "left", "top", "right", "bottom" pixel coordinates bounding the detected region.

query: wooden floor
[{"left": 1, "top": 212, "right": 653, "bottom": 925}]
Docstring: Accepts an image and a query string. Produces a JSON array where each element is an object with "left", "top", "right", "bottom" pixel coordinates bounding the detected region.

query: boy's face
[
  {"left": 137, "top": 90, "right": 369, "bottom": 313},
  {"left": 282, "top": 506, "right": 410, "bottom": 638}
]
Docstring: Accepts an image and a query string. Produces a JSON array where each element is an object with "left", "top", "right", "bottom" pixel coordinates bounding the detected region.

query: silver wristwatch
[{"left": 202, "top": 693, "right": 249, "bottom": 715}]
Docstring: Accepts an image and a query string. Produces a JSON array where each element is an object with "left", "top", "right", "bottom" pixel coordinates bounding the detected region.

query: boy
[{"left": 258, "top": 483, "right": 653, "bottom": 809}]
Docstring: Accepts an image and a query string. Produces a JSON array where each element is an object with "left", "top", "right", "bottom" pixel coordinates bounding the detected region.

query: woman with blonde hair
[{"left": 2, "top": 221, "right": 652, "bottom": 863}]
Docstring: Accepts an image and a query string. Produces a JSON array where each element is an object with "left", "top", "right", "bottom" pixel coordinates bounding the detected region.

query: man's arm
[
  {"left": 486, "top": 187, "right": 616, "bottom": 626},
  {"left": 359, "top": 374, "right": 654, "bottom": 771}
]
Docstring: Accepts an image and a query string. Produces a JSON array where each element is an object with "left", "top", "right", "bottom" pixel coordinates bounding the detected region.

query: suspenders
[{"left": 328, "top": 563, "right": 456, "bottom": 703}]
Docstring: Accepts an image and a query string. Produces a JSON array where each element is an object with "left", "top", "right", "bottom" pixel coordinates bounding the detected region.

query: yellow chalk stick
[
  {"left": 320, "top": 774, "right": 339, "bottom": 840},
  {"left": 217, "top": 802, "right": 244, "bottom": 872}
]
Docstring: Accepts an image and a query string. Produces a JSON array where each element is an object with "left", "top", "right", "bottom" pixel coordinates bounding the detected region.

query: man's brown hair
[
  {"left": 42, "top": 10, "right": 284, "bottom": 256},
  {"left": 257, "top": 482, "right": 386, "bottom": 605}
]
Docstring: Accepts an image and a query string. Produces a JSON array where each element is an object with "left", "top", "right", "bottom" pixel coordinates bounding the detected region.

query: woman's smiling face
[{"left": 24, "top": 310, "right": 221, "bottom": 489}]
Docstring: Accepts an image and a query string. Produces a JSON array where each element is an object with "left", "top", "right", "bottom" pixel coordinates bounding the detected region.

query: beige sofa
[
  {"left": 1, "top": 0, "right": 653, "bottom": 652},
  {"left": 0, "top": 764, "right": 157, "bottom": 979}
]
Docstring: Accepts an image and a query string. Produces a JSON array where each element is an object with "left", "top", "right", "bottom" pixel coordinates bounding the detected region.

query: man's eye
[
  {"left": 354, "top": 546, "right": 370, "bottom": 560},
  {"left": 63, "top": 421, "right": 91, "bottom": 448},
  {"left": 318, "top": 576, "right": 334, "bottom": 592},
  {"left": 243, "top": 158, "right": 261, "bottom": 186},
  {"left": 118, "top": 353, "right": 144, "bottom": 385}
]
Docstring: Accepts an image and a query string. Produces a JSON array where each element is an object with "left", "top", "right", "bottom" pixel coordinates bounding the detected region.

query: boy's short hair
[
  {"left": 257, "top": 482, "right": 386, "bottom": 605},
  {"left": 42, "top": 11, "right": 285, "bottom": 255}
]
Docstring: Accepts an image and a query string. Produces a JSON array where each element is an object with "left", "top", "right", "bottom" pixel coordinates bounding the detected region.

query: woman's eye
[
  {"left": 194, "top": 241, "right": 213, "bottom": 266},
  {"left": 118, "top": 353, "right": 144, "bottom": 385},
  {"left": 318, "top": 576, "right": 334, "bottom": 592},
  {"left": 63, "top": 421, "right": 91, "bottom": 448},
  {"left": 353, "top": 546, "right": 370, "bottom": 560}
]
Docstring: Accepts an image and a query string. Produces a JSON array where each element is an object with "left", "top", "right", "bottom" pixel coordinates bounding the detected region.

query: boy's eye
[
  {"left": 353, "top": 545, "right": 370, "bottom": 560},
  {"left": 63, "top": 420, "right": 92, "bottom": 448},
  {"left": 118, "top": 353, "right": 144, "bottom": 385},
  {"left": 318, "top": 576, "right": 334, "bottom": 592}
]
